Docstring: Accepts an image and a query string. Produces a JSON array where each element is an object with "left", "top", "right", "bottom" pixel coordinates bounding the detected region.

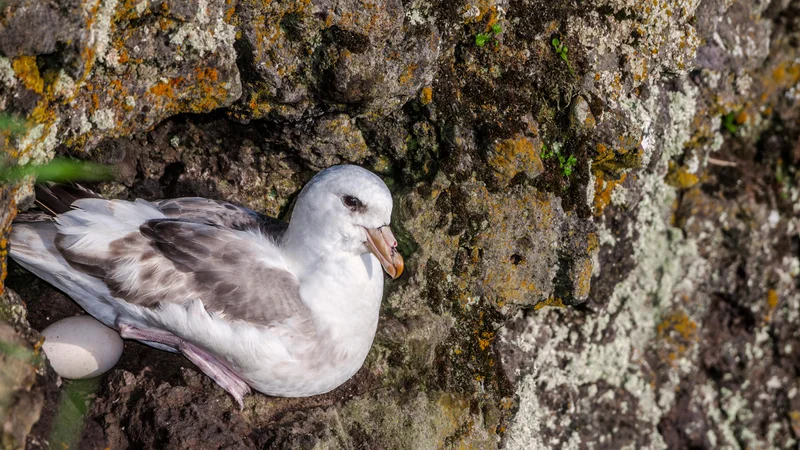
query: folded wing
[
  {"left": 50, "top": 197, "right": 309, "bottom": 328},
  {"left": 155, "top": 198, "right": 289, "bottom": 239}
]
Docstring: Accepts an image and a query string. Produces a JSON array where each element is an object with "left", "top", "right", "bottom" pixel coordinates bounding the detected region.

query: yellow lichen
[
  {"left": 0, "top": 195, "right": 17, "bottom": 294},
  {"left": 657, "top": 311, "right": 697, "bottom": 364},
  {"left": 477, "top": 331, "right": 495, "bottom": 351},
  {"left": 789, "top": 411, "right": 800, "bottom": 437},
  {"left": 591, "top": 139, "right": 644, "bottom": 215},
  {"left": 665, "top": 161, "right": 700, "bottom": 189},
  {"left": 533, "top": 297, "right": 566, "bottom": 310},
  {"left": 11, "top": 56, "right": 44, "bottom": 94},
  {"left": 420, "top": 86, "right": 433, "bottom": 105}
]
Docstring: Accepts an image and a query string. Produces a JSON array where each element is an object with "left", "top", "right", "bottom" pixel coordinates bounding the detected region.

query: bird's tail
[
  {"left": 10, "top": 183, "right": 119, "bottom": 328},
  {"left": 15, "top": 183, "right": 100, "bottom": 222}
]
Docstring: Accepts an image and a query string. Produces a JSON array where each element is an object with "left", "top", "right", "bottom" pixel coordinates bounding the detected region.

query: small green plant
[
  {"left": 541, "top": 143, "right": 553, "bottom": 159},
  {"left": 551, "top": 38, "right": 574, "bottom": 74},
  {"left": 541, "top": 143, "right": 578, "bottom": 177},
  {"left": 476, "top": 23, "right": 502, "bottom": 47},
  {"left": 559, "top": 153, "right": 578, "bottom": 176},
  {"left": 0, "top": 157, "right": 113, "bottom": 184},
  {"left": 775, "top": 161, "right": 793, "bottom": 200},
  {"left": 551, "top": 38, "right": 568, "bottom": 61},
  {"left": 721, "top": 112, "right": 739, "bottom": 134}
]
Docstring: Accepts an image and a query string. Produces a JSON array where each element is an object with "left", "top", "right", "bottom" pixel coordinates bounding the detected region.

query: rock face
[{"left": 1, "top": 0, "right": 799, "bottom": 448}]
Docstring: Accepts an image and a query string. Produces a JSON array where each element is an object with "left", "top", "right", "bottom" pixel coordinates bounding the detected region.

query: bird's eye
[{"left": 342, "top": 195, "right": 364, "bottom": 211}]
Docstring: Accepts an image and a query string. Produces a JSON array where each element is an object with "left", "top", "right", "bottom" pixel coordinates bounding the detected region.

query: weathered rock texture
[{"left": 1, "top": 0, "right": 799, "bottom": 448}]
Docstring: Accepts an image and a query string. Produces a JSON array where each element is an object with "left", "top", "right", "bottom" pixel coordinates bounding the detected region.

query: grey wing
[
  {"left": 155, "top": 198, "right": 288, "bottom": 240},
  {"left": 56, "top": 217, "right": 309, "bottom": 328}
]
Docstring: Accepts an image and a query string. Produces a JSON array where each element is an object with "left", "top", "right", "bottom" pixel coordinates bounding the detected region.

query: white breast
[{"left": 229, "top": 252, "right": 384, "bottom": 397}]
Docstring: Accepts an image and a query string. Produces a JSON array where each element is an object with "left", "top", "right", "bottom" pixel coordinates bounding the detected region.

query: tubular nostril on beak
[{"left": 365, "top": 226, "right": 404, "bottom": 279}]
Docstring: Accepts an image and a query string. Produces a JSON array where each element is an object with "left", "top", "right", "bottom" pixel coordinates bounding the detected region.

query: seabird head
[{"left": 288, "top": 165, "right": 404, "bottom": 279}]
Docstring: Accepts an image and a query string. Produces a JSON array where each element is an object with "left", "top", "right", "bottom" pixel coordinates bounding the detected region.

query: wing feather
[
  {"left": 52, "top": 199, "right": 309, "bottom": 328},
  {"left": 155, "top": 198, "right": 288, "bottom": 240}
]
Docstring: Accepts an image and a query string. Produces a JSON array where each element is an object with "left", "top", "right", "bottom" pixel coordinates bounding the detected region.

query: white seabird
[{"left": 9, "top": 165, "right": 404, "bottom": 408}]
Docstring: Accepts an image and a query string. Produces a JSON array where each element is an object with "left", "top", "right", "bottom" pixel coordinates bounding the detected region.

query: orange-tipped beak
[{"left": 364, "top": 226, "right": 404, "bottom": 279}]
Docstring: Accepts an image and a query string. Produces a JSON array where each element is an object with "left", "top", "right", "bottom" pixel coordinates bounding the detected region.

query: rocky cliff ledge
[{"left": 1, "top": 0, "right": 799, "bottom": 448}]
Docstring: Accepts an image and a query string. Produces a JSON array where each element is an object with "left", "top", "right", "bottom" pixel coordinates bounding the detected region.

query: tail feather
[
  {"left": 11, "top": 183, "right": 124, "bottom": 330},
  {"left": 9, "top": 222, "right": 119, "bottom": 328},
  {"left": 33, "top": 183, "right": 100, "bottom": 216}
]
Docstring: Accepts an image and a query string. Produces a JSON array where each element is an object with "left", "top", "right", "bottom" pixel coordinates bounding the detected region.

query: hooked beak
[{"left": 364, "top": 226, "right": 404, "bottom": 279}]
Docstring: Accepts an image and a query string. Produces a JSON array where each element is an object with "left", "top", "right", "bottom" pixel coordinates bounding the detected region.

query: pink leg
[
  {"left": 117, "top": 322, "right": 181, "bottom": 348},
  {"left": 179, "top": 341, "right": 250, "bottom": 410},
  {"left": 116, "top": 320, "right": 250, "bottom": 409}
]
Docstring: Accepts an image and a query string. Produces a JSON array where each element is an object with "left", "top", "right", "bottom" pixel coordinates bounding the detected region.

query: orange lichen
[
  {"left": 594, "top": 172, "right": 627, "bottom": 215},
  {"left": 117, "top": 49, "right": 130, "bottom": 64},
  {"left": 485, "top": 5, "right": 499, "bottom": 29},
  {"left": 113, "top": 0, "right": 145, "bottom": 21},
  {"left": 148, "top": 77, "right": 183, "bottom": 99},
  {"left": 488, "top": 137, "right": 543, "bottom": 186},
  {"left": 767, "top": 289, "right": 779, "bottom": 309},
  {"left": 735, "top": 110, "right": 748, "bottom": 125},
  {"left": 158, "top": 17, "right": 176, "bottom": 31},
  {"left": 592, "top": 138, "right": 644, "bottom": 215},
  {"left": 11, "top": 56, "right": 44, "bottom": 94},
  {"left": 399, "top": 63, "right": 418, "bottom": 85},
  {"left": 420, "top": 86, "right": 433, "bottom": 105},
  {"left": 462, "top": 183, "right": 558, "bottom": 307},
  {"left": 196, "top": 67, "right": 219, "bottom": 82},
  {"left": 225, "top": 4, "right": 236, "bottom": 22},
  {"left": 28, "top": 101, "right": 55, "bottom": 125},
  {"left": 772, "top": 62, "right": 800, "bottom": 84},
  {"left": 764, "top": 289, "right": 780, "bottom": 323},
  {"left": 0, "top": 195, "right": 17, "bottom": 294}
]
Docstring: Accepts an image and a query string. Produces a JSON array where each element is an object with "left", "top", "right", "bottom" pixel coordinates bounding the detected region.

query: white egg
[{"left": 41, "top": 315, "right": 124, "bottom": 379}]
